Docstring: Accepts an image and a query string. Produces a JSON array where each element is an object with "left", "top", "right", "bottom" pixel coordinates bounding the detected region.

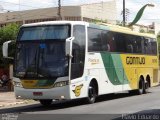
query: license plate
[{"left": 33, "top": 92, "right": 43, "bottom": 96}]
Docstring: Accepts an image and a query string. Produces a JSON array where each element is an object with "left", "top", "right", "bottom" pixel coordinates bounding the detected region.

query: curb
[{"left": 0, "top": 100, "right": 35, "bottom": 108}]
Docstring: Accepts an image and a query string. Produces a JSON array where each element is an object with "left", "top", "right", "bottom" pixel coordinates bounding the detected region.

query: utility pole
[
  {"left": 125, "top": 8, "right": 130, "bottom": 24},
  {"left": 123, "top": 0, "right": 125, "bottom": 26},
  {"left": 57, "top": 0, "right": 62, "bottom": 20}
]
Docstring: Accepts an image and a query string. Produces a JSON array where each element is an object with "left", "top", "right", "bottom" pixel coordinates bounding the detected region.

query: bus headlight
[
  {"left": 13, "top": 81, "right": 23, "bottom": 88},
  {"left": 54, "top": 81, "right": 69, "bottom": 88}
]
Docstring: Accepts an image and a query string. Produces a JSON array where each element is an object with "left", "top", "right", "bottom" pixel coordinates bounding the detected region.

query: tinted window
[
  {"left": 18, "top": 25, "right": 70, "bottom": 40},
  {"left": 88, "top": 28, "right": 112, "bottom": 52},
  {"left": 102, "top": 31, "right": 114, "bottom": 52},
  {"left": 143, "top": 37, "right": 157, "bottom": 55},
  {"left": 15, "top": 42, "right": 68, "bottom": 78},
  {"left": 71, "top": 25, "right": 86, "bottom": 79},
  {"left": 88, "top": 28, "right": 102, "bottom": 51},
  {"left": 114, "top": 33, "right": 126, "bottom": 53},
  {"left": 88, "top": 27, "right": 157, "bottom": 55},
  {"left": 125, "top": 35, "right": 143, "bottom": 54},
  {"left": 151, "top": 40, "right": 157, "bottom": 55}
]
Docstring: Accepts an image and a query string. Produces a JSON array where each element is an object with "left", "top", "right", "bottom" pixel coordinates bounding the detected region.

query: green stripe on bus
[{"left": 100, "top": 52, "right": 129, "bottom": 85}]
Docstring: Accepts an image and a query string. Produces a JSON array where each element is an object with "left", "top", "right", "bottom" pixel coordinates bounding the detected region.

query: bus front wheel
[
  {"left": 39, "top": 99, "right": 52, "bottom": 106},
  {"left": 86, "top": 82, "right": 97, "bottom": 104}
]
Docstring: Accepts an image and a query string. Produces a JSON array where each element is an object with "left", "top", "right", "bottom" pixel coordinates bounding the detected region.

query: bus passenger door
[{"left": 71, "top": 25, "right": 86, "bottom": 80}]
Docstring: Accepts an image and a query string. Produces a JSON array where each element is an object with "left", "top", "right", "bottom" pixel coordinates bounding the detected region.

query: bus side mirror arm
[
  {"left": 65, "top": 37, "right": 75, "bottom": 83},
  {"left": 65, "top": 37, "right": 75, "bottom": 58},
  {"left": 2, "top": 40, "right": 14, "bottom": 59}
]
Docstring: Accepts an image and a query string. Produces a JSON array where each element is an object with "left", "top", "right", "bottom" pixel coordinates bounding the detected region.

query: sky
[{"left": 0, "top": 0, "right": 160, "bottom": 25}]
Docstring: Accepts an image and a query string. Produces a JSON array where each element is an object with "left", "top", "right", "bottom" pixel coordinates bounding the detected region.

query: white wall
[
  {"left": 155, "top": 22, "right": 160, "bottom": 36},
  {"left": 81, "top": 0, "right": 117, "bottom": 24}
]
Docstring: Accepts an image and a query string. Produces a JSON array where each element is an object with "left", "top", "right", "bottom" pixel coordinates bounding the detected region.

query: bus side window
[
  {"left": 114, "top": 33, "right": 126, "bottom": 53},
  {"left": 101, "top": 31, "right": 110, "bottom": 52},
  {"left": 106, "top": 33, "right": 116, "bottom": 52},
  {"left": 88, "top": 28, "right": 102, "bottom": 52},
  {"left": 127, "top": 44, "right": 133, "bottom": 53},
  {"left": 144, "top": 37, "right": 152, "bottom": 54},
  {"left": 132, "top": 37, "right": 139, "bottom": 53},
  {"left": 150, "top": 38, "right": 157, "bottom": 55},
  {"left": 136, "top": 37, "right": 143, "bottom": 53},
  {"left": 144, "top": 39, "right": 148, "bottom": 54},
  {"left": 88, "top": 28, "right": 113, "bottom": 52}
]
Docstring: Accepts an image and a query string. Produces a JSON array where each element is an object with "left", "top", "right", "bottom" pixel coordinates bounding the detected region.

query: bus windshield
[
  {"left": 18, "top": 25, "right": 70, "bottom": 41},
  {"left": 15, "top": 25, "right": 70, "bottom": 79}
]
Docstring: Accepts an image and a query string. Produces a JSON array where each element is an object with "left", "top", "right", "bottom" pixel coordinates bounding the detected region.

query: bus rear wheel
[
  {"left": 86, "top": 82, "right": 97, "bottom": 104},
  {"left": 144, "top": 81, "right": 149, "bottom": 93},
  {"left": 39, "top": 99, "right": 52, "bottom": 106},
  {"left": 137, "top": 78, "right": 145, "bottom": 95}
]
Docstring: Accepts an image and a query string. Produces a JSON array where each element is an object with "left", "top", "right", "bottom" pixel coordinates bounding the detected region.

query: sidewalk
[{"left": 0, "top": 92, "right": 31, "bottom": 108}]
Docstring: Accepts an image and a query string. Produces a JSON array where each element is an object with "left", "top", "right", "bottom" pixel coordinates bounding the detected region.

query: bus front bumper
[{"left": 14, "top": 86, "right": 70, "bottom": 100}]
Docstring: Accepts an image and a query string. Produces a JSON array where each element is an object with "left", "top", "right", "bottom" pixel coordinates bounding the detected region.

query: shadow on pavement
[{"left": 0, "top": 92, "right": 152, "bottom": 114}]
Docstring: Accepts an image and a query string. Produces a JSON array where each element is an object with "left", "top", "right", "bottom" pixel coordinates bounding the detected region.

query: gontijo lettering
[{"left": 126, "top": 57, "right": 145, "bottom": 65}]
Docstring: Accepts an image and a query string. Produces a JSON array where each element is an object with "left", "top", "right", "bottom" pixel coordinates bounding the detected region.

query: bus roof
[
  {"left": 89, "top": 22, "right": 156, "bottom": 38},
  {"left": 22, "top": 21, "right": 156, "bottom": 39},
  {"left": 22, "top": 21, "right": 88, "bottom": 27}
]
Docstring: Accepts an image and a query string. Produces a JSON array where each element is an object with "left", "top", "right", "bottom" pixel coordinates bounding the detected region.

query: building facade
[
  {"left": 0, "top": 0, "right": 117, "bottom": 27},
  {"left": 132, "top": 24, "right": 149, "bottom": 33},
  {"left": 154, "top": 22, "right": 160, "bottom": 35}
]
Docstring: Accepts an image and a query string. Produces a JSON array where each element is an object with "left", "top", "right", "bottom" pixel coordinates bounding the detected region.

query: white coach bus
[{"left": 3, "top": 21, "right": 159, "bottom": 106}]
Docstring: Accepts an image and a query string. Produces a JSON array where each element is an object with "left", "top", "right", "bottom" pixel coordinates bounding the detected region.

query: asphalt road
[{"left": 1, "top": 86, "right": 160, "bottom": 120}]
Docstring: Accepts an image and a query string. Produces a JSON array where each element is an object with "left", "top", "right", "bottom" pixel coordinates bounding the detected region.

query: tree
[
  {"left": 139, "top": 28, "right": 145, "bottom": 33},
  {"left": 0, "top": 23, "right": 20, "bottom": 68}
]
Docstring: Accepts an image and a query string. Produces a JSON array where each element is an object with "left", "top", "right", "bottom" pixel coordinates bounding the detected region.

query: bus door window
[{"left": 71, "top": 25, "right": 86, "bottom": 79}]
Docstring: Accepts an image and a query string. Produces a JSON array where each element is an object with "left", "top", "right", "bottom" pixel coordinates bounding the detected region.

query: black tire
[
  {"left": 86, "top": 82, "right": 97, "bottom": 104},
  {"left": 144, "top": 81, "right": 149, "bottom": 93},
  {"left": 136, "top": 79, "right": 145, "bottom": 95},
  {"left": 39, "top": 99, "right": 52, "bottom": 106}
]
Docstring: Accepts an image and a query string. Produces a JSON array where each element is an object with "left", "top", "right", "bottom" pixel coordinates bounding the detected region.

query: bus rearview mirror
[
  {"left": 65, "top": 37, "right": 75, "bottom": 57},
  {"left": 2, "top": 40, "right": 14, "bottom": 59}
]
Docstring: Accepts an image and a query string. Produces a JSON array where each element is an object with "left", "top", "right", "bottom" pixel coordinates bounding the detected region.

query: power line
[{"left": 0, "top": 0, "right": 57, "bottom": 10}]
